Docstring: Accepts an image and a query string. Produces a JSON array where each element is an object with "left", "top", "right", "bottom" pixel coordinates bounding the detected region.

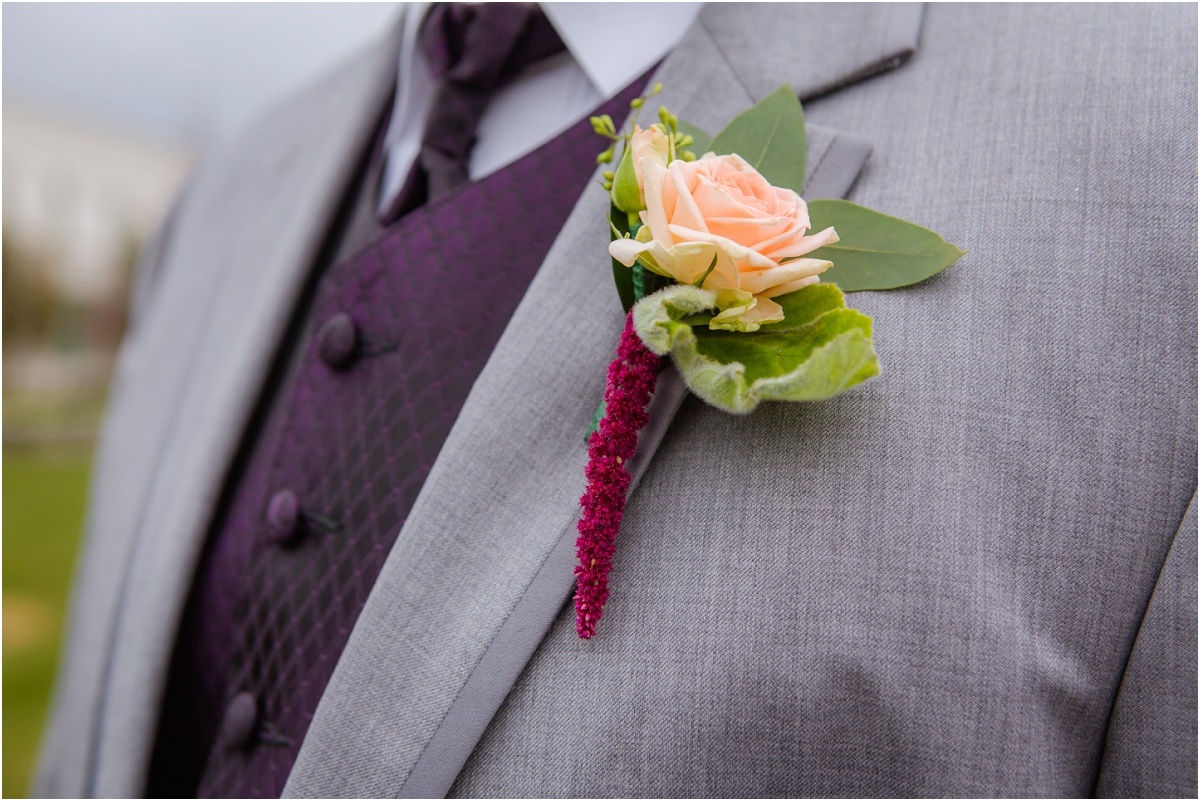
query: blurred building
[
  {"left": 3, "top": 100, "right": 195, "bottom": 394},
  {"left": 4, "top": 100, "right": 194, "bottom": 303}
]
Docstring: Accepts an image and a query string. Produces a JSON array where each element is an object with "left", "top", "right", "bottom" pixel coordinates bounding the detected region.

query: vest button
[
  {"left": 217, "top": 692, "right": 258, "bottom": 751},
  {"left": 266, "top": 489, "right": 300, "bottom": 546},
  {"left": 317, "top": 312, "right": 358, "bottom": 369}
]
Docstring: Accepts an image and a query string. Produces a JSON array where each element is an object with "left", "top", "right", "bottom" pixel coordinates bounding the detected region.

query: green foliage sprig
[{"left": 591, "top": 85, "right": 964, "bottom": 414}]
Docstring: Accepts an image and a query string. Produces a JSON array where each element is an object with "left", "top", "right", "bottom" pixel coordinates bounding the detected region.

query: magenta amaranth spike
[{"left": 574, "top": 311, "right": 661, "bottom": 638}]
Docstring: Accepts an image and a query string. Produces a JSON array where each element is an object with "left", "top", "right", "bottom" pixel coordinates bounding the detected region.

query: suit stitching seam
[
  {"left": 697, "top": 14, "right": 756, "bottom": 103},
  {"left": 806, "top": 134, "right": 839, "bottom": 195},
  {"left": 393, "top": 514, "right": 576, "bottom": 798},
  {"left": 1089, "top": 486, "right": 1197, "bottom": 795}
]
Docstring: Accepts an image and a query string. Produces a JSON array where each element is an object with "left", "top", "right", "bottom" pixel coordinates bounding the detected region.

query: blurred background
[{"left": 3, "top": 4, "right": 401, "bottom": 794}]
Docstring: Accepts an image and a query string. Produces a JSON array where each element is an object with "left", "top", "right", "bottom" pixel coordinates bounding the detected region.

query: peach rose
[
  {"left": 611, "top": 124, "right": 671, "bottom": 213},
  {"left": 610, "top": 153, "right": 839, "bottom": 331}
]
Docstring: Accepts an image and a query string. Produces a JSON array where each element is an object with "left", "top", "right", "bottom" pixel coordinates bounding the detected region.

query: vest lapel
[
  {"left": 285, "top": 4, "right": 923, "bottom": 797},
  {"left": 76, "top": 16, "right": 407, "bottom": 797}
]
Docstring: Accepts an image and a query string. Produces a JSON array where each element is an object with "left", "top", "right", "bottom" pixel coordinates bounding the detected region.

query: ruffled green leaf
[
  {"left": 633, "top": 283, "right": 879, "bottom": 414},
  {"left": 808, "top": 199, "right": 966, "bottom": 291},
  {"left": 708, "top": 84, "right": 806, "bottom": 195}
]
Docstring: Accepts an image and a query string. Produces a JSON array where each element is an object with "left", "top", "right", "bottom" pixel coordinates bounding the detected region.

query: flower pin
[{"left": 575, "top": 85, "right": 964, "bottom": 639}]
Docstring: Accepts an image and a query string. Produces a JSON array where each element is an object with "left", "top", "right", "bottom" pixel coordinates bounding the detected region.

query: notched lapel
[
  {"left": 288, "top": 7, "right": 922, "bottom": 799},
  {"left": 700, "top": 3, "right": 924, "bottom": 103},
  {"left": 284, "top": 19, "right": 759, "bottom": 800}
]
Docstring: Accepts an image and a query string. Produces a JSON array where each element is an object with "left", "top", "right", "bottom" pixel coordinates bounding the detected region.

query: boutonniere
[{"left": 574, "top": 84, "right": 964, "bottom": 639}]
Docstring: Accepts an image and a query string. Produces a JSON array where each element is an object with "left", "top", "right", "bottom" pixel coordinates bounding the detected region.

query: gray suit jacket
[{"left": 36, "top": 4, "right": 1196, "bottom": 797}]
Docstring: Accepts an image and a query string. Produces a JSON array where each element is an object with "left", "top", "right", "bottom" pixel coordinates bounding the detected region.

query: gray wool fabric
[
  {"left": 36, "top": 3, "right": 1195, "bottom": 799},
  {"left": 1096, "top": 494, "right": 1197, "bottom": 798},
  {"left": 445, "top": 4, "right": 1197, "bottom": 797}
]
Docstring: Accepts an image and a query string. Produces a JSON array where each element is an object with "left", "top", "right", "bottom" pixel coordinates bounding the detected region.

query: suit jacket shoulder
[{"left": 34, "top": 14, "right": 405, "bottom": 797}]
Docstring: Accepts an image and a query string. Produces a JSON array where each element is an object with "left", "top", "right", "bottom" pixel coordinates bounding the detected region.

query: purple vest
[{"left": 147, "top": 79, "right": 647, "bottom": 797}]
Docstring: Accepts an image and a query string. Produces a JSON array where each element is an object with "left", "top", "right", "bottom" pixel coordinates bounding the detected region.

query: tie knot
[
  {"left": 383, "top": 2, "right": 569, "bottom": 220},
  {"left": 419, "top": 3, "right": 566, "bottom": 88}
]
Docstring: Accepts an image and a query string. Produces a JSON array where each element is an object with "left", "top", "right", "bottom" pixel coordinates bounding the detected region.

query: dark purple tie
[
  {"left": 145, "top": 9, "right": 650, "bottom": 795},
  {"left": 385, "top": 3, "right": 566, "bottom": 219}
]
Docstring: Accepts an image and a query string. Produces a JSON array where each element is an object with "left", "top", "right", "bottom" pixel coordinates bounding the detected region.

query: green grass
[
  {"left": 3, "top": 389, "right": 107, "bottom": 444},
  {"left": 3, "top": 448, "right": 91, "bottom": 799}
]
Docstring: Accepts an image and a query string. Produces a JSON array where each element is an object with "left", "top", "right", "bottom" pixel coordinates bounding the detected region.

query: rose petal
[
  {"left": 765, "top": 226, "right": 839, "bottom": 261},
  {"left": 709, "top": 294, "right": 785, "bottom": 332},
  {"left": 738, "top": 257, "right": 831, "bottom": 294},
  {"left": 667, "top": 163, "right": 709, "bottom": 233},
  {"left": 761, "top": 273, "right": 822, "bottom": 298},
  {"left": 772, "top": 188, "right": 809, "bottom": 228},
  {"left": 661, "top": 241, "right": 724, "bottom": 286},
  {"left": 692, "top": 179, "right": 772, "bottom": 220},
  {"left": 640, "top": 161, "right": 674, "bottom": 246},
  {"left": 609, "top": 238, "right": 653, "bottom": 268},
  {"left": 748, "top": 214, "right": 812, "bottom": 255},
  {"left": 630, "top": 125, "right": 670, "bottom": 194},
  {"left": 696, "top": 246, "right": 744, "bottom": 296},
  {"left": 665, "top": 224, "right": 777, "bottom": 271},
  {"left": 740, "top": 295, "right": 785, "bottom": 325},
  {"left": 705, "top": 215, "right": 791, "bottom": 246}
]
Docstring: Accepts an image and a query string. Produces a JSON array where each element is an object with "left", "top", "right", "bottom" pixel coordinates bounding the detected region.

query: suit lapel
[
  {"left": 285, "top": 4, "right": 923, "bottom": 797},
  {"left": 702, "top": 2, "right": 924, "bottom": 103},
  {"left": 80, "top": 15, "right": 407, "bottom": 797}
]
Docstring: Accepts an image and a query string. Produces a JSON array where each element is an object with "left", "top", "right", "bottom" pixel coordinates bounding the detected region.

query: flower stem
[{"left": 574, "top": 311, "right": 661, "bottom": 639}]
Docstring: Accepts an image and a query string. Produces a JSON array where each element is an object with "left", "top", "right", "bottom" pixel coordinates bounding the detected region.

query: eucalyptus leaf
[
  {"left": 633, "top": 283, "right": 878, "bottom": 414},
  {"left": 675, "top": 119, "right": 711, "bottom": 156},
  {"left": 808, "top": 199, "right": 965, "bottom": 291},
  {"left": 709, "top": 84, "right": 806, "bottom": 195}
]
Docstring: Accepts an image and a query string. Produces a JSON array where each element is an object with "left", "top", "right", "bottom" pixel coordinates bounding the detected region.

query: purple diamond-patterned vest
[{"left": 145, "top": 79, "right": 648, "bottom": 797}]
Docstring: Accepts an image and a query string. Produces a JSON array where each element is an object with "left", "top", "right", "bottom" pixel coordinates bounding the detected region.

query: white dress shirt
[{"left": 378, "top": 2, "right": 701, "bottom": 217}]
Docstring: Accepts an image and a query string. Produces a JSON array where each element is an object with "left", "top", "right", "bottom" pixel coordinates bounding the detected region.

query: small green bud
[
  {"left": 590, "top": 116, "right": 607, "bottom": 135},
  {"left": 652, "top": 82, "right": 663, "bottom": 95},
  {"left": 596, "top": 144, "right": 615, "bottom": 164},
  {"left": 599, "top": 114, "right": 615, "bottom": 133},
  {"left": 630, "top": 97, "right": 643, "bottom": 109},
  {"left": 610, "top": 144, "right": 645, "bottom": 214},
  {"left": 658, "top": 106, "right": 670, "bottom": 126},
  {"left": 602, "top": 170, "right": 615, "bottom": 180},
  {"left": 677, "top": 134, "right": 694, "bottom": 148},
  {"left": 682, "top": 150, "right": 696, "bottom": 162}
]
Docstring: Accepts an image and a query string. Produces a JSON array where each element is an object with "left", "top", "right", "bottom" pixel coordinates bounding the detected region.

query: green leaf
[
  {"left": 633, "top": 283, "right": 878, "bottom": 414},
  {"left": 709, "top": 84, "right": 806, "bottom": 195},
  {"left": 633, "top": 263, "right": 672, "bottom": 303},
  {"left": 584, "top": 397, "right": 605, "bottom": 443},
  {"left": 675, "top": 119, "right": 711, "bottom": 156},
  {"left": 808, "top": 199, "right": 966, "bottom": 291},
  {"left": 610, "top": 203, "right": 636, "bottom": 312}
]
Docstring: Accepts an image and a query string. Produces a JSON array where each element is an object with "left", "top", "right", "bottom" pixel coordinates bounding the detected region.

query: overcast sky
[{"left": 3, "top": 3, "right": 403, "bottom": 145}]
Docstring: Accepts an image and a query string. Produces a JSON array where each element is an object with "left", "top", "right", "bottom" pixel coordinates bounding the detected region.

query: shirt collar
[
  {"left": 378, "top": 2, "right": 701, "bottom": 217},
  {"left": 543, "top": 3, "right": 702, "bottom": 98}
]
